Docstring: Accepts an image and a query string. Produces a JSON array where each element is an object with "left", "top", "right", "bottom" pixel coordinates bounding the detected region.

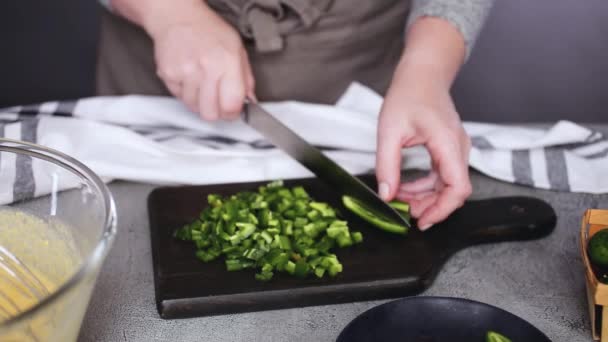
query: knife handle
[{"left": 427, "top": 196, "right": 557, "bottom": 251}]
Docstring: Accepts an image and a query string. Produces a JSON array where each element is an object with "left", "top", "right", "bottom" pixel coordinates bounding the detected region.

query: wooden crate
[{"left": 581, "top": 209, "right": 608, "bottom": 341}]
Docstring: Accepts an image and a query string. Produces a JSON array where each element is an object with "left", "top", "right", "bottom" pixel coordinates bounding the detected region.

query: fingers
[
  {"left": 407, "top": 193, "right": 438, "bottom": 220},
  {"left": 180, "top": 74, "right": 201, "bottom": 113},
  {"left": 396, "top": 190, "right": 434, "bottom": 202},
  {"left": 165, "top": 80, "right": 182, "bottom": 98},
  {"left": 186, "top": 63, "right": 247, "bottom": 121},
  {"left": 397, "top": 191, "right": 435, "bottom": 227},
  {"left": 416, "top": 134, "right": 472, "bottom": 229},
  {"left": 399, "top": 171, "right": 438, "bottom": 193},
  {"left": 218, "top": 63, "right": 247, "bottom": 120},
  {"left": 199, "top": 74, "right": 220, "bottom": 121},
  {"left": 152, "top": 16, "right": 255, "bottom": 121},
  {"left": 157, "top": 52, "right": 253, "bottom": 121},
  {"left": 418, "top": 181, "right": 471, "bottom": 229},
  {"left": 375, "top": 119, "right": 406, "bottom": 201},
  {"left": 157, "top": 66, "right": 182, "bottom": 98},
  {"left": 243, "top": 53, "right": 257, "bottom": 102}
]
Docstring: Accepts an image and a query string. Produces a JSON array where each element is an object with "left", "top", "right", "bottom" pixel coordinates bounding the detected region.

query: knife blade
[{"left": 243, "top": 102, "right": 410, "bottom": 228}]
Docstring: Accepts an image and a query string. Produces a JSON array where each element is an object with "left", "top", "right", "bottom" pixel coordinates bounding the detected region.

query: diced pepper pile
[{"left": 175, "top": 181, "right": 363, "bottom": 281}]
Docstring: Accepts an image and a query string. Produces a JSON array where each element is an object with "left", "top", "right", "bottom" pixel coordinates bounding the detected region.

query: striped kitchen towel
[{"left": 0, "top": 82, "right": 605, "bottom": 204}]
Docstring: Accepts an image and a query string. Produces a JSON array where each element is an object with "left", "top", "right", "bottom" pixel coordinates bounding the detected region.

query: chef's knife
[{"left": 243, "top": 102, "right": 410, "bottom": 228}]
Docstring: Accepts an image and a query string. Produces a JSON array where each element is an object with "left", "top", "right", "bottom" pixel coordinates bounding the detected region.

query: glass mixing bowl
[{"left": 0, "top": 138, "right": 116, "bottom": 341}]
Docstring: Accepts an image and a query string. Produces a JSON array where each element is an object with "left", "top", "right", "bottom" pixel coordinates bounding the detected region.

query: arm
[
  {"left": 408, "top": 0, "right": 495, "bottom": 60},
  {"left": 106, "top": 0, "right": 255, "bottom": 120},
  {"left": 376, "top": 1, "right": 494, "bottom": 230},
  {"left": 108, "top": 0, "right": 206, "bottom": 37},
  {"left": 400, "top": 16, "right": 466, "bottom": 92}
]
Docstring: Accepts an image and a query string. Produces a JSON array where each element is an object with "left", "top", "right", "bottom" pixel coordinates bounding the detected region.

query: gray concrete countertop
[{"left": 78, "top": 128, "right": 608, "bottom": 342}]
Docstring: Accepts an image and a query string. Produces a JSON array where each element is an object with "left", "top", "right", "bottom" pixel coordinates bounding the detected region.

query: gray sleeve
[
  {"left": 407, "top": 0, "right": 495, "bottom": 60},
  {"left": 99, "top": 0, "right": 112, "bottom": 10}
]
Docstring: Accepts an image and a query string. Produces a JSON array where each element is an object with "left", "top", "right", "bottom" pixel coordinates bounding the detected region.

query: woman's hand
[
  {"left": 375, "top": 17, "right": 472, "bottom": 231},
  {"left": 376, "top": 66, "right": 471, "bottom": 230},
  {"left": 149, "top": 5, "right": 255, "bottom": 120},
  {"left": 111, "top": 0, "right": 254, "bottom": 120}
]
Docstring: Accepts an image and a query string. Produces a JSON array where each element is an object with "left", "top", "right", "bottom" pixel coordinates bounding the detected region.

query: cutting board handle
[{"left": 427, "top": 196, "right": 557, "bottom": 251}]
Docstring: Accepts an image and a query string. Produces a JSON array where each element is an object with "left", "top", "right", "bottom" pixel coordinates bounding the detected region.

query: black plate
[
  {"left": 148, "top": 175, "right": 556, "bottom": 318},
  {"left": 337, "top": 296, "right": 552, "bottom": 342}
]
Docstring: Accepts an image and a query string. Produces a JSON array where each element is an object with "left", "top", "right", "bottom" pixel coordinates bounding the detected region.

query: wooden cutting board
[{"left": 147, "top": 175, "right": 556, "bottom": 319}]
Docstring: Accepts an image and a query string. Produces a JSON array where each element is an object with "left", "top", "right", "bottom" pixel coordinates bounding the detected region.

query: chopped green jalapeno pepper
[
  {"left": 174, "top": 181, "right": 365, "bottom": 281},
  {"left": 485, "top": 331, "right": 511, "bottom": 342},
  {"left": 342, "top": 196, "right": 409, "bottom": 235},
  {"left": 388, "top": 200, "right": 410, "bottom": 213}
]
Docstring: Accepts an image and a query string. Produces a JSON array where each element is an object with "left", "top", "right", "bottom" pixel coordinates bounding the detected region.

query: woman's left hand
[{"left": 375, "top": 59, "right": 472, "bottom": 231}]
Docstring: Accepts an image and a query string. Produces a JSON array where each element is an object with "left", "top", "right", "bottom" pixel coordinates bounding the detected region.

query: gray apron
[{"left": 96, "top": 0, "right": 411, "bottom": 104}]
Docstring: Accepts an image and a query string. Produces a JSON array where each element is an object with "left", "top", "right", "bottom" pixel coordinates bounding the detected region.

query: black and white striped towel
[{"left": 0, "top": 82, "right": 605, "bottom": 204}]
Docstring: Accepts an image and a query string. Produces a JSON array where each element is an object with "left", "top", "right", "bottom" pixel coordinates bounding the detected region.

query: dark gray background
[
  {"left": 0, "top": 1, "right": 99, "bottom": 106},
  {"left": 0, "top": 0, "right": 606, "bottom": 123}
]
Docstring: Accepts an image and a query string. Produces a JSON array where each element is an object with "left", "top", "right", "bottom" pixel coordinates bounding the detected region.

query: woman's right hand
[{"left": 146, "top": 3, "right": 255, "bottom": 120}]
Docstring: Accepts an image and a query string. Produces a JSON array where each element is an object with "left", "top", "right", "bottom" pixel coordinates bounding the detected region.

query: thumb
[{"left": 375, "top": 122, "right": 403, "bottom": 201}]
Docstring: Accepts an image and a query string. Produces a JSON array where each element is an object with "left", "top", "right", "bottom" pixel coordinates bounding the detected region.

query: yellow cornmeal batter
[{"left": 0, "top": 209, "right": 82, "bottom": 341}]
